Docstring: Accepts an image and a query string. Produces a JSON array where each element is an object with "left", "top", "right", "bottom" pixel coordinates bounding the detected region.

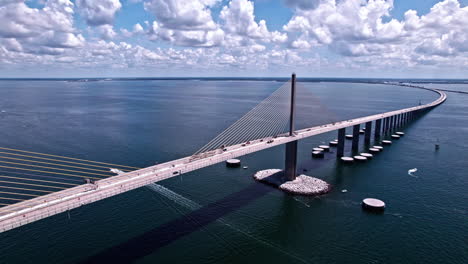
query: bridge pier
[
  {"left": 337, "top": 128, "right": 345, "bottom": 158},
  {"left": 284, "top": 73, "right": 297, "bottom": 181},
  {"left": 364, "top": 121, "right": 372, "bottom": 146},
  {"left": 386, "top": 117, "right": 390, "bottom": 133},
  {"left": 384, "top": 117, "right": 390, "bottom": 134},
  {"left": 383, "top": 118, "right": 387, "bottom": 134},
  {"left": 375, "top": 119, "right": 382, "bottom": 140},
  {"left": 352, "top": 124, "right": 360, "bottom": 153},
  {"left": 285, "top": 141, "right": 298, "bottom": 181}
]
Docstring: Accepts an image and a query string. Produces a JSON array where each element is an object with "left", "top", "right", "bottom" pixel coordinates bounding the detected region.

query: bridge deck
[{"left": 0, "top": 85, "right": 446, "bottom": 232}]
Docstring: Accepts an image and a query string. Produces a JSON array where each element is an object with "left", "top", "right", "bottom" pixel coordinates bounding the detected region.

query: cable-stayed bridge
[{"left": 0, "top": 76, "right": 446, "bottom": 232}]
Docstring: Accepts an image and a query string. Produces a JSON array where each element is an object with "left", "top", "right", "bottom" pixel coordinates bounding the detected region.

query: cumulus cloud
[
  {"left": 0, "top": 0, "right": 84, "bottom": 54},
  {"left": 284, "top": 0, "right": 321, "bottom": 10},
  {"left": 76, "top": 0, "right": 122, "bottom": 26},
  {"left": 220, "top": 0, "right": 287, "bottom": 43},
  {"left": 1, "top": 0, "right": 468, "bottom": 76},
  {"left": 282, "top": 0, "right": 468, "bottom": 71},
  {"left": 144, "top": 0, "right": 224, "bottom": 47},
  {"left": 144, "top": 0, "right": 218, "bottom": 30}
]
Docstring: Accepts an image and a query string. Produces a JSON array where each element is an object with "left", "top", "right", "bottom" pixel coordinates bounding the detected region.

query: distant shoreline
[{"left": 0, "top": 77, "right": 467, "bottom": 84}]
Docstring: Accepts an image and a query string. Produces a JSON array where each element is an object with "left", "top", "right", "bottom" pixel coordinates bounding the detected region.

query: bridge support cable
[
  {"left": 0, "top": 160, "right": 112, "bottom": 178},
  {"left": 0, "top": 165, "right": 104, "bottom": 180},
  {"left": 196, "top": 81, "right": 290, "bottom": 153},
  {"left": 0, "top": 170, "right": 82, "bottom": 184},
  {"left": 0, "top": 151, "right": 133, "bottom": 172},
  {"left": 0, "top": 147, "right": 140, "bottom": 170},
  {"left": 194, "top": 81, "right": 292, "bottom": 154},
  {"left": 0, "top": 191, "right": 38, "bottom": 198},
  {"left": 0, "top": 155, "right": 118, "bottom": 173},
  {"left": 0, "top": 175, "right": 76, "bottom": 187},
  {"left": 0, "top": 185, "right": 54, "bottom": 194},
  {"left": 0, "top": 180, "right": 67, "bottom": 190},
  {"left": 0, "top": 147, "right": 139, "bottom": 208}
]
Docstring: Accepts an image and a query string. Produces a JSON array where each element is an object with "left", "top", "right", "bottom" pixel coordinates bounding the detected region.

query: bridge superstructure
[{"left": 0, "top": 77, "right": 446, "bottom": 233}]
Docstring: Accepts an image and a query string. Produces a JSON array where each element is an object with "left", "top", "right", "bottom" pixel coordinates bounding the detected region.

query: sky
[{"left": 0, "top": 0, "right": 467, "bottom": 78}]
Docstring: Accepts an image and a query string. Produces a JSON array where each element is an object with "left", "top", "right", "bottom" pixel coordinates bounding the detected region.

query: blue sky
[{"left": 1, "top": 0, "right": 468, "bottom": 78}]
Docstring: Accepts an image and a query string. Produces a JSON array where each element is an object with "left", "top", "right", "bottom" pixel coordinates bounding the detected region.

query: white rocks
[
  {"left": 313, "top": 147, "right": 324, "bottom": 152},
  {"left": 391, "top": 134, "right": 401, "bottom": 139},
  {"left": 329, "top": 141, "right": 338, "bottom": 146},
  {"left": 253, "top": 169, "right": 330, "bottom": 195},
  {"left": 345, "top": 135, "right": 353, "bottom": 139},
  {"left": 396, "top": 132, "right": 405, "bottom": 136}
]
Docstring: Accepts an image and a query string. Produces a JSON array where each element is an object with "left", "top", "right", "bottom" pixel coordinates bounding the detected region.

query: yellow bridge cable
[
  {"left": 0, "top": 185, "right": 53, "bottom": 194},
  {"left": 0, "top": 202, "right": 32, "bottom": 212},
  {"left": 0, "top": 160, "right": 111, "bottom": 177},
  {"left": 0, "top": 155, "right": 114, "bottom": 173},
  {"left": 0, "top": 175, "right": 76, "bottom": 187},
  {"left": 0, "top": 151, "right": 133, "bottom": 172},
  {"left": 0, "top": 180, "right": 67, "bottom": 190},
  {"left": 0, "top": 191, "right": 38, "bottom": 197},
  {"left": 0, "top": 147, "right": 140, "bottom": 170},
  {"left": 0, "top": 165, "right": 103, "bottom": 180},
  {"left": 0, "top": 169, "right": 83, "bottom": 183},
  {"left": 0, "top": 196, "right": 25, "bottom": 201}
]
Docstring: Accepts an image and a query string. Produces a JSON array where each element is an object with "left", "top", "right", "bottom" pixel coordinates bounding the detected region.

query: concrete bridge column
[
  {"left": 391, "top": 115, "right": 396, "bottom": 131},
  {"left": 284, "top": 73, "right": 297, "bottom": 181},
  {"left": 387, "top": 117, "right": 392, "bottom": 133},
  {"left": 352, "top": 124, "right": 360, "bottom": 153},
  {"left": 387, "top": 116, "right": 392, "bottom": 132},
  {"left": 337, "top": 128, "right": 345, "bottom": 158},
  {"left": 397, "top": 114, "right": 401, "bottom": 128},
  {"left": 382, "top": 117, "right": 388, "bottom": 135},
  {"left": 364, "top": 121, "right": 372, "bottom": 145},
  {"left": 285, "top": 141, "right": 298, "bottom": 181},
  {"left": 375, "top": 119, "right": 382, "bottom": 140}
]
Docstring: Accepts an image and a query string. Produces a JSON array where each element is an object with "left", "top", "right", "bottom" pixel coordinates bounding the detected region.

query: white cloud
[
  {"left": 220, "top": 0, "right": 287, "bottom": 43},
  {"left": 0, "top": 0, "right": 84, "bottom": 54},
  {"left": 97, "top": 24, "right": 117, "bottom": 40},
  {"left": 283, "top": 0, "right": 468, "bottom": 72},
  {"left": 144, "top": 0, "right": 218, "bottom": 30},
  {"left": 76, "top": 0, "right": 122, "bottom": 26},
  {"left": 1, "top": 0, "right": 468, "bottom": 77},
  {"left": 144, "top": 0, "right": 224, "bottom": 47}
]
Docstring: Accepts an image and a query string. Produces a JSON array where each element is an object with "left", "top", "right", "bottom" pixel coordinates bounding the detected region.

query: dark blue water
[{"left": 0, "top": 80, "right": 466, "bottom": 264}]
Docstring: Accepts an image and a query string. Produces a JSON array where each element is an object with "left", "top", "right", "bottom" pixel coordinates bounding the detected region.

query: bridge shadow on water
[
  {"left": 82, "top": 139, "right": 352, "bottom": 263},
  {"left": 81, "top": 183, "right": 274, "bottom": 264}
]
